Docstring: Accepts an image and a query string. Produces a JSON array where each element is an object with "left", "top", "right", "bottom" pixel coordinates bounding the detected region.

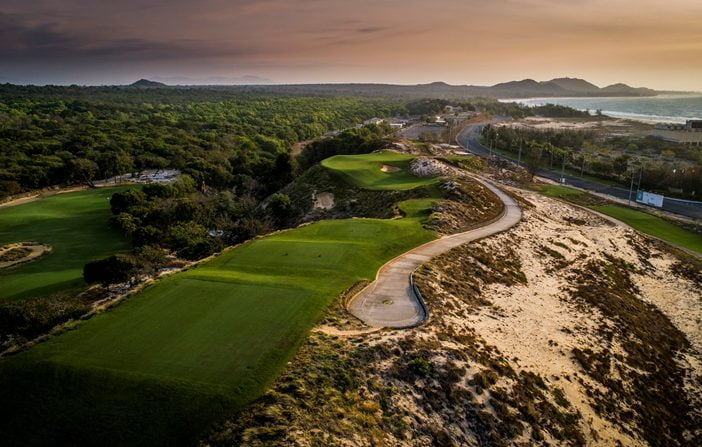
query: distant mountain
[
  {"left": 232, "top": 77, "right": 662, "bottom": 99},
  {"left": 152, "top": 75, "right": 273, "bottom": 85},
  {"left": 130, "top": 79, "right": 167, "bottom": 88},
  {"left": 549, "top": 77, "right": 600, "bottom": 93},
  {"left": 484, "top": 78, "right": 656, "bottom": 98},
  {"left": 601, "top": 83, "right": 656, "bottom": 96},
  {"left": 488, "top": 79, "right": 571, "bottom": 97}
]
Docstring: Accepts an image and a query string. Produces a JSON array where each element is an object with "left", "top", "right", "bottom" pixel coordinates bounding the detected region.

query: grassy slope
[
  {"left": 0, "top": 156, "right": 438, "bottom": 446},
  {"left": 0, "top": 187, "right": 130, "bottom": 300},
  {"left": 321, "top": 151, "right": 439, "bottom": 190},
  {"left": 537, "top": 184, "right": 702, "bottom": 254}
]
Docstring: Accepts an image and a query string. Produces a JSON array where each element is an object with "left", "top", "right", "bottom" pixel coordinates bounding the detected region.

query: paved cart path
[{"left": 348, "top": 179, "right": 522, "bottom": 328}]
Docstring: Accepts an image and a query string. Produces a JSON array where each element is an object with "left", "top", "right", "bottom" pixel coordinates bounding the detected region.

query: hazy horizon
[
  {"left": 2, "top": 0, "right": 702, "bottom": 90},
  {"left": 6, "top": 77, "right": 702, "bottom": 93}
]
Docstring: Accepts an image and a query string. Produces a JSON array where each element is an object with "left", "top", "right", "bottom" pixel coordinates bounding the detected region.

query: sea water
[{"left": 505, "top": 95, "right": 702, "bottom": 124}]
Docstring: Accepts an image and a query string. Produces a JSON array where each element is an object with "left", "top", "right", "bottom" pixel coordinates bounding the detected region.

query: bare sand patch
[
  {"left": 313, "top": 191, "right": 335, "bottom": 210},
  {"left": 501, "top": 117, "right": 652, "bottom": 137},
  {"left": 313, "top": 325, "right": 381, "bottom": 337},
  {"left": 0, "top": 242, "right": 52, "bottom": 270},
  {"left": 408, "top": 157, "right": 461, "bottom": 177},
  {"left": 380, "top": 164, "right": 400, "bottom": 173}
]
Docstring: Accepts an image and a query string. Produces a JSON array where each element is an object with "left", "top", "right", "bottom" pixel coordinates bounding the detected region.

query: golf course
[
  {"left": 0, "top": 187, "right": 130, "bottom": 300},
  {"left": 0, "top": 153, "right": 443, "bottom": 445}
]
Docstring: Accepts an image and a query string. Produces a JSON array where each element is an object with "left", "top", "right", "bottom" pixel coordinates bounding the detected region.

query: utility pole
[
  {"left": 517, "top": 135, "right": 523, "bottom": 167},
  {"left": 492, "top": 131, "right": 498, "bottom": 160},
  {"left": 628, "top": 169, "right": 635, "bottom": 206}
]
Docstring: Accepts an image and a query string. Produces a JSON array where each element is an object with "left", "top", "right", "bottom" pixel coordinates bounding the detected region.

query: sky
[{"left": 1, "top": 0, "right": 701, "bottom": 90}]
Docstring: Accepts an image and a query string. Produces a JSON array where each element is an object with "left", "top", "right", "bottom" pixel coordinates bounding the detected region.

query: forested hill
[
  {"left": 66, "top": 77, "right": 660, "bottom": 99},
  {"left": 0, "top": 84, "right": 404, "bottom": 199}
]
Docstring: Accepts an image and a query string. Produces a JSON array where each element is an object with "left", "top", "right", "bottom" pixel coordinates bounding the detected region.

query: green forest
[{"left": 0, "top": 85, "right": 405, "bottom": 199}]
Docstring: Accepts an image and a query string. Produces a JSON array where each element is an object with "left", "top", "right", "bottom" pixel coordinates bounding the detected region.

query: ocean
[{"left": 504, "top": 95, "right": 702, "bottom": 124}]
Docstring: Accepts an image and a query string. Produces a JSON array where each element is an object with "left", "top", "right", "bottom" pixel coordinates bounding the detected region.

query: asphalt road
[
  {"left": 347, "top": 178, "right": 522, "bottom": 328},
  {"left": 456, "top": 125, "right": 702, "bottom": 220}
]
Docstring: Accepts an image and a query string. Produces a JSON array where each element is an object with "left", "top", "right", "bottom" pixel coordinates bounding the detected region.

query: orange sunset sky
[{"left": 1, "top": 0, "right": 701, "bottom": 89}]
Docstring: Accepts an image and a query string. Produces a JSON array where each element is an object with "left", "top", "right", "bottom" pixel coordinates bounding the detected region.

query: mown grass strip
[
  {"left": 535, "top": 184, "right": 702, "bottom": 255},
  {"left": 0, "top": 187, "right": 130, "bottom": 300}
]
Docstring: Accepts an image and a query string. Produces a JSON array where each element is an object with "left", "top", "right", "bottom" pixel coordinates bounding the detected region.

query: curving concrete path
[{"left": 347, "top": 178, "right": 522, "bottom": 328}]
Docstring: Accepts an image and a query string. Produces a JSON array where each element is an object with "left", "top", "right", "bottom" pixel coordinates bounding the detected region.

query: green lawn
[
  {"left": 591, "top": 204, "right": 702, "bottom": 254},
  {"left": 537, "top": 184, "right": 592, "bottom": 203},
  {"left": 0, "top": 157, "right": 439, "bottom": 446},
  {"left": 321, "top": 151, "right": 439, "bottom": 190},
  {"left": 536, "top": 184, "right": 702, "bottom": 255},
  {"left": 0, "top": 187, "right": 130, "bottom": 300}
]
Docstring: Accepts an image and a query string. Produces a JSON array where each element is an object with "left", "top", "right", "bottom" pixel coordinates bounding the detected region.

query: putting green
[
  {"left": 321, "top": 151, "right": 439, "bottom": 190},
  {"left": 0, "top": 155, "right": 441, "bottom": 445},
  {"left": 0, "top": 187, "right": 130, "bottom": 300}
]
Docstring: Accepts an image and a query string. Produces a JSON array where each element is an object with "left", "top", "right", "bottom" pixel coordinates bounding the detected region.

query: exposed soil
[
  {"left": 380, "top": 164, "right": 401, "bottom": 173},
  {"left": 427, "top": 179, "right": 504, "bottom": 234},
  {"left": 0, "top": 243, "right": 52, "bottom": 270},
  {"left": 313, "top": 192, "right": 335, "bottom": 210},
  {"left": 504, "top": 117, "right": 652, "bottom": 138},
  {"left": 409, "top": 157, "right": 461, "bottom": 178}
]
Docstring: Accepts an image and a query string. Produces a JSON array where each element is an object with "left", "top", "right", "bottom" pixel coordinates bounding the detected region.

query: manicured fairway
[
  {"left": 0, "top": 187, "right": 130, "bottom": 300},
  {"left": 537, "top": 184, "right": 702, "bottom": 255},
  {"left": 592, "top": 204, "right": 702, "bottom": 254},
  {"left": 0, "top": 157, "right": 440, "bottom": 446},
  {"left": 321, "top": 151, "right": 439, "bottom": 190}
]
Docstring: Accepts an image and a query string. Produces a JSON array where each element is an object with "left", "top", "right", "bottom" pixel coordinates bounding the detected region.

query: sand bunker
[
  {"left": 380, "top": 164, "right": 401, "bottom": 173},
  {"left": 313, "top": 192, "right": 335, "bottom": 210},
  {"left": 409, "top": 157, "right": 461, "bottom": 177},
  {"left": 0, "top": 242, "right": 52, "bottom": 270}
]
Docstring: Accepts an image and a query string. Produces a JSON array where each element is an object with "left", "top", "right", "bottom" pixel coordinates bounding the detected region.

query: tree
[
  {"left": 268, "top": 193, "right": 293, "bottom": 225},
  {"left": 168, "top": 222, "right": 207, "bottom": 251},
  {"left": 83, "top": 254, "right": 140, "bottom": 286},
  {"left": 110, "top": 189, "right": 146, "bottom": 215},
  {"left": 132, "top": 225, "right": 162, "bottom": 247},
  {"left": 133, "top": 245, "right": 168, "bottom": 275},
  {"left": 69, "top": 158, "right": 99, "bottom": 185},
  {"left": 524, "top": 141, "right": 543, "bottom": 181},
  {"left": 110, "top": 213, "right": 139, "bottom": 236}
]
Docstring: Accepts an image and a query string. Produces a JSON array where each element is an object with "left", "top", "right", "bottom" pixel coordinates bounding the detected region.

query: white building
[{"left": 363, "top": 117, "right": 385, "bottom": 126}]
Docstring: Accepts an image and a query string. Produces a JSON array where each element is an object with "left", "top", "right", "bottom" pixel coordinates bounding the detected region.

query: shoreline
[{"left": 500, "top": 95, "right": 702, "bottom": 124}]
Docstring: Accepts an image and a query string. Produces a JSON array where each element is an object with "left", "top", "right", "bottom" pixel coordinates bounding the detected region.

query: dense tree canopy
[{"left": 0, "top": 84, "right": 405, "bottom": 199}]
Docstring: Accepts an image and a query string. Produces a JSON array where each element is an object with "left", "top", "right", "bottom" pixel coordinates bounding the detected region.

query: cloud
[
  {"left": 0, "top": 13, "right": 256, "bottom": 62},
  {"left": 0, "top": 0, "right": 701, "bottom": 89},
  {"left": 356, "top": 26, "right": 386, "bottom": 34}
]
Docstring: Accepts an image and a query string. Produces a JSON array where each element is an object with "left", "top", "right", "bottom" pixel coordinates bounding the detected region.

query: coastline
[{"left": 501, "top": 94, "right": 702, "bottom": 124}]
